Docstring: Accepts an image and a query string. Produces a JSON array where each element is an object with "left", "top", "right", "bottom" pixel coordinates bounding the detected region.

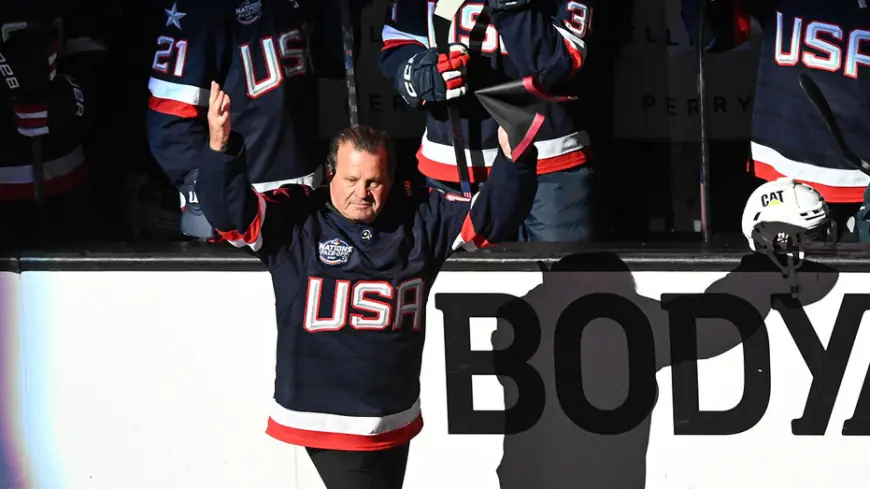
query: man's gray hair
[{"left": 326, "top": 125, "right": 396, "bottom": 177}]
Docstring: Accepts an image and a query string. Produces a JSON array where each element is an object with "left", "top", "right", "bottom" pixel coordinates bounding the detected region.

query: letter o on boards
[{"left": 553, "top": 293, "right": 657, "bottom": 435}]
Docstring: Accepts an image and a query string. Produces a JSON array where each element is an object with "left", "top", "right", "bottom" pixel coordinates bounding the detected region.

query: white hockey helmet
[{"left": 741, "top": 177, "right": 831, "bottom": 257}]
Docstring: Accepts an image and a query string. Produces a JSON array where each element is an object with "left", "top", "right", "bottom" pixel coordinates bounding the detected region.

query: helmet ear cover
[{"left": 750, "top": 219, "right": 834, "bottom": 257}]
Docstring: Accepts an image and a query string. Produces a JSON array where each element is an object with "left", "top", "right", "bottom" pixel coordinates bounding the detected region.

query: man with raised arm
[{"left": 194, "top": 80, "right": 540, "bottom": 489}]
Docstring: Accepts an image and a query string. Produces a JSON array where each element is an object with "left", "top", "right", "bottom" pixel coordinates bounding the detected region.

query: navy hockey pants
[
  {"left": 517, "top": 163, "right": 598, "bottom": 243},
  {"left": 306, "top": 442, "right": 410, "bottom": 489},
  {"left": 426, "top": 162, "right": 598, "bottom": 243}
]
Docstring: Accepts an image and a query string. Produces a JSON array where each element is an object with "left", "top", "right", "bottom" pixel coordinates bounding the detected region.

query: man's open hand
[
  {"left": 497, "top": 126, "right": 512, "bottom": 160},
  {"left": 208, "top": 81, "right": 231, "bottom": 151}
]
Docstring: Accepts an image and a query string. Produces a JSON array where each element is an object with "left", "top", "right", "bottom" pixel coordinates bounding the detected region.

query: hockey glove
[
  {"left": 0, "top": 24, "right": 56, "bottom": 103},
  {"left": 487, "top": 0, "right": 532, "bottom": 11},
  {"left": 13, "top": 75, "right": 86, "bottom": 138},
  {"left": 396, "top": 43, "right": 470, "bottom": 108}
]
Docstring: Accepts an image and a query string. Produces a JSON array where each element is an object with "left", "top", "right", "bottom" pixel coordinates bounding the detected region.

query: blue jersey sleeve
[
  {"left": 421, "top": 144, "right": 538, "bottom": 262},
  {"left": 194, "top": 131, "right": 313, "bottom": 268},
  {"left": 492, "top": 0, "right": 594, "bottom": 90},
  {"left": 145, "top": 0, "right": 227, "bottom": 186},
  {"left": 378, "top": 0, "right": 429, "bottom": 86}
]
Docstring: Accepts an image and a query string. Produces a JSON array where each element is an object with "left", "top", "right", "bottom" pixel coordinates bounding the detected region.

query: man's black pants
[{"left": 306, "top": 443, "right": 410, "bottom": 489}]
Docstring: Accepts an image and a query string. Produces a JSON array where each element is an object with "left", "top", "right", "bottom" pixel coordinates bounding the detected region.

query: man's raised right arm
[{"left": 195, "top": 84, "right": 309, "bottom": 261}]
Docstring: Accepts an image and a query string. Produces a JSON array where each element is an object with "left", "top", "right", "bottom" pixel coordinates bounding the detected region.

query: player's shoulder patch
[{"left": 318, "top": 237, "right": 354, "bottom": 266}]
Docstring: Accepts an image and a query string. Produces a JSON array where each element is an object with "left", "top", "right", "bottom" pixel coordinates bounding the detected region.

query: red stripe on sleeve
[
  {"left": 14, "top": 103, "right": 47, "bottom": 113},
  {"left": 217, "top": 190, "right": 264, "bottom": 245},
  {"left": 459, "top": 213, "right": 491, "bottom": 248},
  {"left": 18, "top": 118, "right": 47, "bottom": 128},
  {"left": 382, "top": 39, "right": 426, "bottom": 51},
  {"left": 148, "top": 96, "right": 207, "bottom": 119}
]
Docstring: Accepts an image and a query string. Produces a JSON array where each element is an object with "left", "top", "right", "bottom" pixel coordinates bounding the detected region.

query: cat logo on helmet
[{"left": 760, "top": 190, "right": 785, "bottom": 207}]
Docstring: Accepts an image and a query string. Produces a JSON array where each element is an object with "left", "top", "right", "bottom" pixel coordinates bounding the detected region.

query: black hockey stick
[
  {"left": 696, "top": 0, "right": 712, "bottom": 245},
  {"left": 340, "top": 0, "right": 360, "bottom": 127},
  {"left": 434, "top": 0, "right": 473, "bottom": 198},
  {"left": 798, "top": 72, "right": 870, "bottom": 176}
]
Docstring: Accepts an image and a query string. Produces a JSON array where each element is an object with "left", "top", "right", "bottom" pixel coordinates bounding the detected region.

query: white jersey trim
[
  {"left": 451, "top": 193, "right": 482, "bottom": 252},
  {"left": 251, "top": 169, "right": 323, "bottom": 193},
  {"left": 0, "top": 145, "right": 84, "bottom": 184},
  {"left": 148, "top": 77, "right": 209, "bottom": 107},
  {"left": 269, "top": 398, "right": 422, "bottom": 436},
  {"left": 382, "top": 25, "right": 430, "bottom": 48},
  {"left": 553, "top": 24, "right": 587, "bottom": 55},
  {"left": 751, "top": 142, "right": 870, "bottom": 188},
  {"left": 421, "top": 130, "right": 589, "bottom": 167}
]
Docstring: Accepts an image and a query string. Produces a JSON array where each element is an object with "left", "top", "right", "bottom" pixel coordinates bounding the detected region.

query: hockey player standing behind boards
[
  {"left": 0, "top": 2, "right": 98, "bottom": 248},
  {"left": 196, "top": 80, "right": 538, "bottom": 489},
  {"left": 146, "top": 0, "right": 368, "bottom": 239},
  {"left": 380, "top": 0, "right": 598, "bottom": 243},
  {"left": 685, "top": 0, "right": 870, "bottom": 240}
]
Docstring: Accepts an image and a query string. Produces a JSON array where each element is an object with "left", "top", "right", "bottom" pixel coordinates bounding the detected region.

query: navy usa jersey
[
  {"left": 689, "top": 0, "right": 870, "bottom": 203},
  {"left": 380, "top": 0, "right": 593, "bottom": 183},
  {"left": 194, "top": 131, "right": 538, "bottom": 450},
  {"left": 146, "top": 0, "right": 363, "bottom": 190}
]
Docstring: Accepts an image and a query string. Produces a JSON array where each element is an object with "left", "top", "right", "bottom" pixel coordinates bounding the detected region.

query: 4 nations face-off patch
[{"left": 318, "top": 238, "right": 354, "bottom": 266}]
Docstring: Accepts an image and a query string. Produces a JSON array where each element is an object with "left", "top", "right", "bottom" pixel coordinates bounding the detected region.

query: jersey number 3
[{"left": 303, "top": 277, "right": 425, "bottom": 333}]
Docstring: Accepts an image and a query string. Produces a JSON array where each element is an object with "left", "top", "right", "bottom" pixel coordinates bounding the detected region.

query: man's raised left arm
[{"left": 423, "top": 126, "right": 539, "bottom": 260}]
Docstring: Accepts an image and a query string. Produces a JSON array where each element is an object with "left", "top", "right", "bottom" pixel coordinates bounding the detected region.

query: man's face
[{"left": 329, "top": 142, "right": 393, "bottom": 223}]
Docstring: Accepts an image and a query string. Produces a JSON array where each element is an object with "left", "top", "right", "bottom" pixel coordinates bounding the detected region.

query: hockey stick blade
[
  {"left": 799, "top": 72, "right": 870, "bottom": 176},
  {"left": 434, "top": 0, "right": 473, "bottom": 198}
]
